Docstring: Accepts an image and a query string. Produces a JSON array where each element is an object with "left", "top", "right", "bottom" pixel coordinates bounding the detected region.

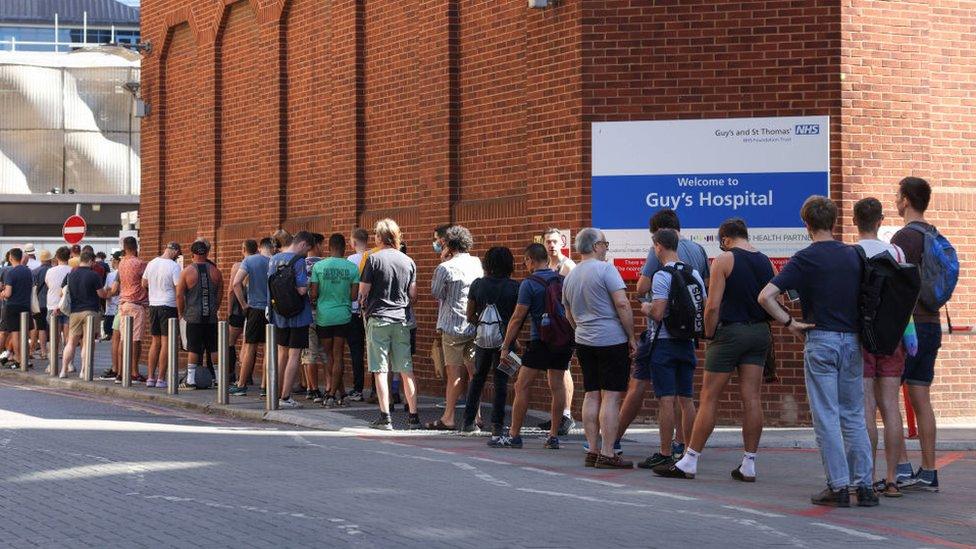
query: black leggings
[{"left": 462, "top": 347, "right": 509, "bottom": 429}]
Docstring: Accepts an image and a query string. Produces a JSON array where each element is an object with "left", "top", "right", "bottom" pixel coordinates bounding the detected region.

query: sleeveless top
[
  {"left": 184, "top": 263, "right": 217, "bottom": 324},
  {"left": 720, "top": 248, "right": 775, "bottom": 324}
]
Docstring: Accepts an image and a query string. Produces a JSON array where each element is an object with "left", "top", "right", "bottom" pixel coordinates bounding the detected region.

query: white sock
[
  {"left": 563, "top": 409, "right": 572, "bottom": 418},
  {"left": 676, "top": 448, "right": 700, "bottom": 474},
  {"left": 186, "top": 365, "right": 196, "bottom": 385},
  {"left": 740, "top": 452, "right": 757, "bottom": 477}
]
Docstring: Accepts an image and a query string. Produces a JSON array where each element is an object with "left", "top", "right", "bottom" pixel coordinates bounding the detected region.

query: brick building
[{"left": 140, "top": 0, "right": 976, "bottom": 425}]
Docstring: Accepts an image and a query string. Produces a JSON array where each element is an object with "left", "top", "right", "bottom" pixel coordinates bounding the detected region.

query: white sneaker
[{"left": 278, "top": 397, "right": 301, "bottom": 409}]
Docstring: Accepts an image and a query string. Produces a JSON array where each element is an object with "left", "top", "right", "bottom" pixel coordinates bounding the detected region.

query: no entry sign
[{"left": 63, "top": 215, "right": 87, "bottom": 245}]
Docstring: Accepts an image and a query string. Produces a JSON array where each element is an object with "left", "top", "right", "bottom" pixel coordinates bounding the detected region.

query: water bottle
[{"left": 541, "top": 313, "right": 551, "bottom": 328}]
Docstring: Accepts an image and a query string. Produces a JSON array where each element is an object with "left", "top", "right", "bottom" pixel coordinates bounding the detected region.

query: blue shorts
[
  {"left": 903, "top": 322, "right": 941, "bottom": 387},
  {"left": 634, "top": 337, "right": 696, "bottom": 398}
]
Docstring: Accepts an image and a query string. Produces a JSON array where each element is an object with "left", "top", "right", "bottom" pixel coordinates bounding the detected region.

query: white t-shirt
[
  {"left": 347, "top": 252, "right": 364, "bottom": 313},
  {"left": 44, "top": 264, "right": 71, "bottom": 311},
  {"left": 104, "top": 271, "right": 120, "bottom": 316},
  {"left": 857, "top": 239, "right": 905, "bottom": 263},
  {"left": 650, "top": 261, "right": 707, "bottom": 340},
  {"left": 551, "top": 255, "right": 577, "bottom": 276},
  {"left": 143, "top": 256, "right": 181, "bottom": 307}
]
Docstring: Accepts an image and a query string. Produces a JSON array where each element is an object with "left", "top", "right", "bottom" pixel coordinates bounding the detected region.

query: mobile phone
[{"left": 785, "top": 289, "right": 800, "bottom": 303}]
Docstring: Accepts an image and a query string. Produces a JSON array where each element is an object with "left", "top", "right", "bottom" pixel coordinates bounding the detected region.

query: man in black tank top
[{"left": 177, "top": 240, "right": 224, "bottom": 388}]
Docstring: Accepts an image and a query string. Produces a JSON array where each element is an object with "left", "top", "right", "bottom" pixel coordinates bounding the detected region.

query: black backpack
[
  {"left": 268, "top": 255, "right": 305, "bottom": 318},
  {"left": 655, "top": 263, "right": 705, "bottom": 341},
  {"left": 855, "top": 245, "right": 921, "bottom": 355}
]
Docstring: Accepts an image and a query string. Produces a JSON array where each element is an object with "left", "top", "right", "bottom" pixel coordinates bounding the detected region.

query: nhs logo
[{"left": 795, "top": 124, "right": 820, "bottom": 135}]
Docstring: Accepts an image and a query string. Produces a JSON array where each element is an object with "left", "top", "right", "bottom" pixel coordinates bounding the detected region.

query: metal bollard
[
  {"left": 166, "top": 317, "right": 178, "bottom": 395},
  {"left": 18, "top": 311, "right": 29, "bottom": 372},
  {"left": 265, "top": 324, "right": 278, "bottom": 411},
  {"left": 121, "top": 315, "right": 133, "bottom": 388},
  {"left": 48, "top": 311, "right": 59, "bottom": 377},
  {"left": 81, "top": 315, "right": 95, "bottom": 381},
  {"left": 217, "top": 321, "right": 229, "bottom": 405}
]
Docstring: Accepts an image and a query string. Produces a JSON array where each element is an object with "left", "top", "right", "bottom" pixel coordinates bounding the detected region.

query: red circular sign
[{"left": 63, "top": 215, "right": 87, "bottom": 245}]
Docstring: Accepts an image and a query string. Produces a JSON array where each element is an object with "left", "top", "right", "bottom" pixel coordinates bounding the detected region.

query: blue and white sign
[{"left": 592, "top": 116, "right": 829, "bottom": 271}]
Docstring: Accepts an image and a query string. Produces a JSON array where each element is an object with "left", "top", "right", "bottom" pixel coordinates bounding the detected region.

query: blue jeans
[{"left": 803, "top": 330, "right": 873, "bottom": 490}]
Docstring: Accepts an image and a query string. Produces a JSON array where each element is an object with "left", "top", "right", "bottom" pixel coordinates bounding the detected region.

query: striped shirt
[{"left": 431, "top": 253, "right": 483, "bottom": 337}]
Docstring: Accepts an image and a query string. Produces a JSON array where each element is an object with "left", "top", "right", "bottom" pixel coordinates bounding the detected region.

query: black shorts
[
  {"left": 244, "top": 308, "right": 268, "bottom": 344},
  {"left": 275, "top": 326, "right": 309, "bottom": 349},
  {"left": 185, "top": 322, "right": 218, "bottom": 355},
  {"left": 577, "top": 342, "right": 630, "bottom": 393},
  {"left": 522, "top": 340, "right": 573, "bottom": 371},
  {"left": 228, "top": 313, "right": 245, "bottom": 329},
  {"left": 315, "top": 322, "right": 350, "bottom": 340},
  {"left": 149, "top": 306, "right": 178, "bottom": 336},
  {"left": 0, "top": 305, "right": 28, "bottom": 333},
  {"left": 33, "top": 308, "right": 49, "bottom": 331}
]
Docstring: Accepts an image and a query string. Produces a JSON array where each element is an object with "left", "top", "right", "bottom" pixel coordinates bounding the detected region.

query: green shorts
[
  {"left": 704, "top": 322, "right": 771, "bottom": 373},
  {"left": 366, "top": 317, "right": 413, "bottom": 374}
]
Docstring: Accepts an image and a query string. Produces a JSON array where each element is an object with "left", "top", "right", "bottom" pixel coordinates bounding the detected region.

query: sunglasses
[{"left": 595, "top": 240, "right": 610, "bottom": 249}]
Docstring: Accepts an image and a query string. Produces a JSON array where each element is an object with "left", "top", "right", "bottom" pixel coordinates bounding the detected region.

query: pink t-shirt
[{"left": 118, "top": 256, "right": 148, "bottom": 305}]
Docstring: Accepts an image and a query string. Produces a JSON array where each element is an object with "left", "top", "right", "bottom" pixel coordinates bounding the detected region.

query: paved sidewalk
[{"left": 4, "top": 338, "right": 975, "bottom": 451}]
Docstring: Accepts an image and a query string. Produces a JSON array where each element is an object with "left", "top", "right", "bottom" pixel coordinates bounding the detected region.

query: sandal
[
  {"left": 424, "top": 419, "right": 455, "bottom": 431},
  {"left": 881, "top": 482, "right": 902, "bottom": 498}
]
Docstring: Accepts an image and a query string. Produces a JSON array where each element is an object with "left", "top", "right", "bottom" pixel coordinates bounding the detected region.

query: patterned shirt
[
  {"left": 118, "top": 256, "right": 148, "bottom": 306},
  {"left": 431, "top": 253, "right": 483, "bottom": 337}
]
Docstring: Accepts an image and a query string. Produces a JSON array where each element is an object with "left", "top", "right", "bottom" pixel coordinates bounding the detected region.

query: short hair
[
  {"left": 96, "top": 251, "right": 106, "bottom": 259},
  {"left": 243, "top": 239, "right": 258, "bottom": 255},
  {"left": 258, "top": 237, "right": 275, "bottom": 251},
  {"left": 55, "top": 246, "right": 70, "bottom": 262},
  {"left": 575, "top": 227, "right": 603, "bottom": 255},
  {"left": 718, "top": 218, "right": 749, "bottom": 241},
  {"left": 329, "top": 233, "right": 346, "bottom": 251},
  {"left": 71, "top": 244, "right": 81, "bottom": 255},
  {"left": 81, "top": 244, "right": 94, "bottom": 254},
  {"left": 272, "top": 229, "right": 293, "bottom": 248},
  {"left": 445, "top": 225, "right": 474, "bottom": 253},
  {"left": 80, "top": 250, "right": 95, "bottom": 263},
  {"left": 293, "top": 231, "right": 316, "bottom": 248},
  {"left": 853, "top": 197, "right": 884, "bottom": 233},
  {"left": 190, "top": 239, "right": 211, "bottom": 256},
  {"left": 375, "top": 219, "right": 402, "bottom": 248},
  {"left": 434, "top": 224, "right": 452, "bottom": 239},
  {"left": 9, "top": 248, "right": 23, "bottom": 262},
  {"left": 312, "top": 232, "right": 326, "bottom": 246},
  {"left": 543, "top": 228, "right": 562, "bottom": 240},
  {"left": 899, "top": 176, "right": 931, "bottom": 213},
  {"left": 524, "top": 243, "right": 548, "bottom": 264},
  {"left": 650, "top": 209, "right": 681, "bottom": 232},
  {"left": 800, "top": 195, "right": 838, "bottom": 232},
  {"left": 483, "top": 246, "right": 514, "bottom": 277},
  {"left": 122, "top": 236, "right": 138, "bottom": 254},
  {"left": 352, "top": 228, "right": 369, "bottom": 244},
  {"left": 653, "top": 228, "right": 679, "bottom": 251}
]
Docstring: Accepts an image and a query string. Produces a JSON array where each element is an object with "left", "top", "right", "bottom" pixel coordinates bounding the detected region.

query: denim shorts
[
  {"left": 903, "top": 322, "right": 941, "bottom": 386},
  {"left": 635, "top": 337, "right": 696, "bottom": 398}
]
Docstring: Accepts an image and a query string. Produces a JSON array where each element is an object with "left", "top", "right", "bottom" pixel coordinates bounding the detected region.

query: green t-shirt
[{"left": 311, "top": 257, "right": 360, "bottom": 327}]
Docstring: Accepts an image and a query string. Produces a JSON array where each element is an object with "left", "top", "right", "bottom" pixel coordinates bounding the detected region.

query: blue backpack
[{"left": 906, "top": 222, "right": 959, "bottom": 311}]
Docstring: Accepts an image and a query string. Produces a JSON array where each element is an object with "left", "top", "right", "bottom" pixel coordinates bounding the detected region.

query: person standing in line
[
  {"left": 345, "top": 228, "right": 370, "bottom": 401},
  {"left": 31, "top": 250, "right": 52, "bottom": 361},
  {"left": 359, "top": 219, "right": 421, "bottom": 430},
  {"left": 57, "top": 250, "right": 109, "bottom": 377},
  {"left": 176, "top": 240, "right": 223, "bottom": 389},
  {"left": 0, "top": 249, "right": 33, "bottom": 369},
  {"left": 98, "top": 252, "right": 122, "bottom": 379},
  {"left": 230, "top": 237, "right": 274, "bottom": 397},
  {"left": 143, "top": 242, "right": 182, "bottom": 389},
  {"left": 311, "top": 233, "right": 360, "bottom": 407},
  {"left": 44, "top": 247, "right": 72, "bottom": 368},
  {"left": 117, "top": 237, "right": 148, "bottom": 383},
  {"left": 267, "top": 231, "right": 315, "bottom": 408},
  {"left": 226, "top": 240, "right": 256, "bottom": 385},
  {"left": 653, "top": 219, "right": 770, "bottom": 481},
  {"left": 427, "top": 226, "right": 483, "bottom": 430},
  {"left": 562, "top": 228, "right": 637, "bottom": 469},
  {"left": 538, "top": 228, "right": 578, "bottom": 436},
  {"left": 759, "top": 195, "right": 877, "bottom": 508},
  {"left": 301, "top": 233, "right": 327, "bottom": 402}
]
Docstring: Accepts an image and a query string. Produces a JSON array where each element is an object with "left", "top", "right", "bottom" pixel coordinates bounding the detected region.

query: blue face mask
[{"left": 433, "top": 241, "right": 443, "bottom": 254}]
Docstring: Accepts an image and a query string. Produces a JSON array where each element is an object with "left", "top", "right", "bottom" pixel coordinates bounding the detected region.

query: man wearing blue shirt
[
  {"left": 267, "top": 231, "right": 315, "bottom": 408},
  {"left": 0, "top": 248, "right": 33, "bottom": 369},
  {"left": 759, "top": 195, "right": 876, "bottom": 508},
  {"left": 230, "top": 237, "right": 274, "bottom": 396}
]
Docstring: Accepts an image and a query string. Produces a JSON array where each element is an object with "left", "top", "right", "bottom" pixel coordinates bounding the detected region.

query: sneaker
[
  {"left": 855, "top": 485, "right": 880, "bottom": 507},
  {"left": 347, "top": 391, "right": 364, "bottom": 402},
  {"left": 132, "top": 374, "right": 147, "bottom": 383},
  {"left": 278, "top": 396, "right": 302, "bottom": 409},
  {"left": 98, "top": 369, "right": 116, "bottom": 380},
  {"left": 155, "top": 380, "right": 168, "bottom": 389},
  {"left": 488, "top": 435, "right": 514, "bottom": 448},
  {"left": 637, "top": 453, "right": 673, "bottom": 470},
  {"left": 895, "top": 463, "right": 915, "bottom": 484},
  {"left": 229, "top": 385, "right": 248, "bottom": 396},
  {"left": 595, "top": 455, "right": 633, "bottom": 469},
  {"left": 508, "top": 436, "right": 523, "bottom": 449},
  {"left": 903, "top": 468, "right": 939, "bottom": 492},
  {"left": 671, "top": 440, "right": 686, "bottom": 459},
  {"left": 653, "top": 462, "right": 694, "bottom": 479},
  {"left": 323, "top": 395, "right": 337, "bottom": 408},
  {"left": 369, "top": 415, "right": 393, "bottom": 431},
  {"left": 582, "top": 440, "right": 623, "bottom": 455},
  {"left": 537, "top": 418, "right": 552, "bottom": 431},
  {"left": 312, "top": 390, "right": 325, "bottom": 403},
  {"left": 459, "top": 423, "right": 482, "bottom": 435},
  {"left": 543, "top": 436, "right": 560, "bottom": 450},
  {"left": 337, "top": 396, "right": 349, "bottom": 407},
  {"left": 305, "top": 389, "right": 316, "bottom": 400},
  {"left": 557, "top": 415, "right": 575, "bottom": 436},
  {"left": 259, "top": 388, "right": 267, "bottom": 398},
  {"left": 114, "top": 377, "right": 122, "bottom": 385},
  {"left": 406, "top": 416, "right": 423, "bottom": 430},
  {"left": 178, "top": 382, "right": 197, "bottom": 391},
  {"left": 811, "top": 487, "right": 851, "bottom": 508},
  {"left": 585, "top": 452, "right": 600, "bottom": 467},
  {"left": 146, "top": 378, "right": 157, "bottom": 388}
]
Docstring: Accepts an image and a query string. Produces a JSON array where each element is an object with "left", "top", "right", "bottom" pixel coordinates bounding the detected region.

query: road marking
[
  {"left": 575, "top": 477, "right": 625, "bottom": 488},
  {"left": 521, "top": 466, "right": 565, "bottom": 476},
  {"left": 5, "top": 460, "right": 214, "bottom": 482},
  {"left": 468, "top": 456, "right": 510, "bottom": 465},
  {"left": 423, "top": 447, "right": 455, "bottom": 455},
  {"left": 625, "top": 489, "right": 698, "bottom": 502},
  {"left": 811, "top": 522, "right": 886, "bottom": 541},
  {"left": 722, "top": 505, "right": 784, "bottom": 518},
  {"left": 517, "top": 487, "right": 647, "bottom": 507}
]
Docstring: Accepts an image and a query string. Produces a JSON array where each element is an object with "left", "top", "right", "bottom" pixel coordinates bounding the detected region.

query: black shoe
[
  {"left": 459, "top": 423, "right": 481, "bottom": 435},
  {"left": 637, "top": 453, "right": 674, "bottom": 470},
  {"left": 537, "top": 418, "right": 552, "bottom": 431},
  {"left": 98, "top": 369, "right": 117, "bottom": 380},
  {"left": 312, "top": 390, "right": 325, "bottom": 403},
  {"left": 557, "top": 415, "right": 575, "bottom": 436},
  {"left": 369, "top": 415, "right": 393, "bottom": 431},
  {"left": 259, "top": 388, "right": 267, "bottom": 398},
  {"left": 305, "top": 389, "right": 316, "bottom": 400},
  {"left": 855, "top": 485, "right": 880, "bottom": 507},
  {"left": 406, "top": 416, "right": 423, "bottom": 430},
  {"left": 652, "top": 463, "right": 694, "bottom": 479},
  {"left": 811, "top": 487, "right": 850, "bottom": 508}
]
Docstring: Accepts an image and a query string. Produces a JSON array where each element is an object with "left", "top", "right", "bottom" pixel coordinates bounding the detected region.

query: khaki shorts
[
  {"left": 366, "top": 318, "right": 412, "bottom": 374},
  {"left": 301, "top": 325, "right": 327, "bottom": 365},
  {"left": 118, "top": 302, "right": 147, "bottom": 341},
  {"left": 441, "top": 332, "right": 475, "bottom": 367},
  {"left": 68, "top": 311, "right": 101, "bottom": 339}
]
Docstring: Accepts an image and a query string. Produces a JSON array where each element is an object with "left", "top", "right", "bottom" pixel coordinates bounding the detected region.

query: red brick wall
[{"left": 139, "top": 0, "right": 976, "bottom": 424}]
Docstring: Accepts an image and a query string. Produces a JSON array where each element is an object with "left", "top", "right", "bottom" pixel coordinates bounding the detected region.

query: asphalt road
[{"left": 1, "top": 381, "right": 973, "bottom": 548}]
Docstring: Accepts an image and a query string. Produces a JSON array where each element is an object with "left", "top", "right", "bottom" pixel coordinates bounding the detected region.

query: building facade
[
  {"left": 140, "top": 0, "right": 976, "bottom": 424},
  {"left": 0, "top": 0, "right": 140, "bottom": 52}
]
